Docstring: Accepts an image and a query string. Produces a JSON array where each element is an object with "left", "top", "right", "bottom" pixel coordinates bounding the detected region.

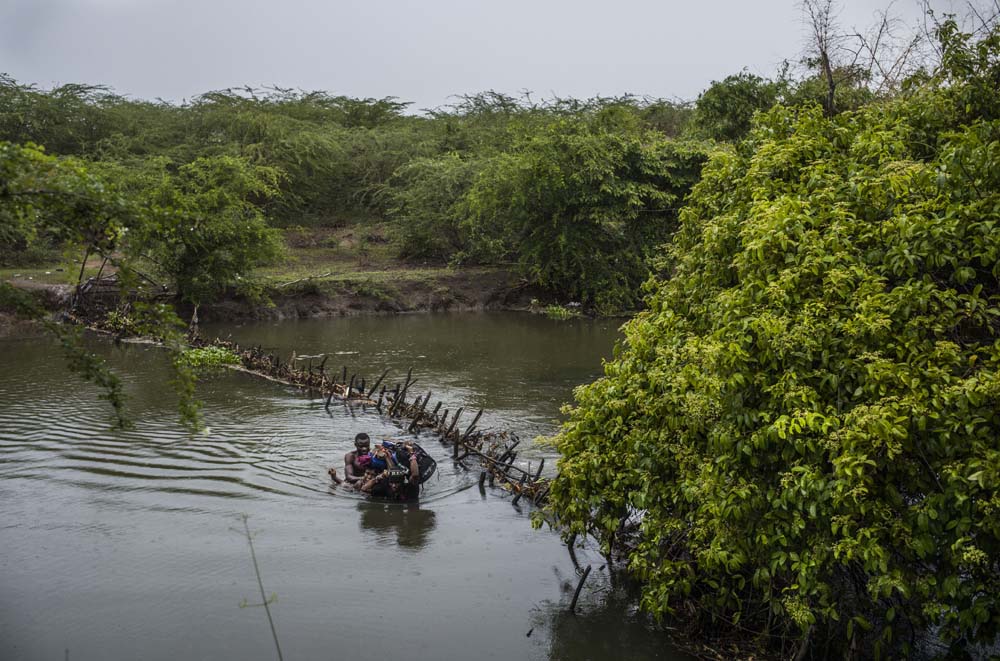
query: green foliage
[
  {"left": 0, "top": 141, "right": 134, "bottom": 266},
  {"left": 783, "top": 69, "right": 876, "bottom": 117},
  {"left": 132, "top": 301, "right": 203, "bottom": 429},
  {"left": 0, "top": 144, "right": 203, "bottom": 428},
  {"left": 464, "top": 115, "right": 708, "bottom": 313},
  {"left": 0, "top": 79, "right": 431, "bottom": 225},
  {"left": 385, "top": 153, "right": 482, "bottom": 260},
  {"left": 1, "top": 281, "right": 129, "bottom": 427},
  {"left": 0, "top": 78, "right": 710, "bottom": 309},
  {"left": 542, "top": 304, "right": 581, "bottom": 320},
  {"left": 638, "top": 100, "right": 694, "bottom": 137},
  {"left": 692, "top": 71, "right": 785, "bottom": 142},
  {"left": 110, "top": 155, "right": 284, "bottom": 305},
  {"left": 103, "top": 307, "right": 137, "bottom": 335},
  {"left": 175, "top": 89, "right": 423, "bottom": 223},
  {"left": 0, "top": 75, "right": 123, "bottom": 155},
  {"left": 543, "top": 21, "right": 1000, "bottom": 656},
  {"left": 180, "top": 346, "right": 240, "bottom": 370}
]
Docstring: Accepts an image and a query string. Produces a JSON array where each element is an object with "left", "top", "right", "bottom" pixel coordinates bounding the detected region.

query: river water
[{"left": 0, "top": 312, "right": 691, "bottom": 660}]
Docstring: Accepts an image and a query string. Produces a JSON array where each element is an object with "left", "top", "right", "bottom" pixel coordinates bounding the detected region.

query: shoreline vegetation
[
  {"left": 0, "top": 224, "right": 555, "bottom": 328},
  {"left": 4, "top": 2, "right": 1000, "bottom": 658}
]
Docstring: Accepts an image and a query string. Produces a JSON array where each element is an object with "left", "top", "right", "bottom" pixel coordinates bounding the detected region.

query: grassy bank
[{"left": 2, "top": 226, "right": 536, "bottom": 321}]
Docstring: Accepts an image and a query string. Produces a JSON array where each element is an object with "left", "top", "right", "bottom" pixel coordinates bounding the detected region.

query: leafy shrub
[
  {"left": 542, "top": 305, "right": 580, "bottom": 320},
  {"left": 691, "top": 71, "right": 785, "bottom": 142},
  {"left": 465, "top": 115, "right": 708, "bottom": 313},
  {"left": 103, "top": 308, "right": 137, "bottom": 335},
  {"left": 384, "top": 153, "right": 482, "bottom": 260},
  {"left": 107, "top": 154, "right": 284, "bottom": 305},
  {"left": 180, "top": 346, "right": 240, "bottom": 370},
  {"left": 543, "top": 22, "right": 1000, "bottom": 657}
]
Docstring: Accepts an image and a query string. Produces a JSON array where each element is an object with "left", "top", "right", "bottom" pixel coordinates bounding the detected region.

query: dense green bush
[
  {"left": 464, "top": 113, "right": 707, "bottom": 313},
  {"left": 114, "top": 155, "right": 285, "bottom": 306},
  {"left": 691, "top": 71, "right": 785, "bottom": 142},
  {"left": 543, "top": 23, "right": 1000, "bottom": 657},
  {"left": 0, "top": 141, "right": 135, "bottom": 266},
  {"left": 384, "top": 153, "right": 483, "bottom": 260}
]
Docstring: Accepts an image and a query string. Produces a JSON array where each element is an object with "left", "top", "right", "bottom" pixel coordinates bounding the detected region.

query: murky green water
[{"left": 0, "top": 312, "right": 691, "bottom": 660}]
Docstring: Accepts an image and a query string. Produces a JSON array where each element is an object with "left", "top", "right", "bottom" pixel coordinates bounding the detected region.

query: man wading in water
[
  {"left": 328, "top": 433, "right": 372, "bottom": 486},
  {"left": 329, "top": 437, "right": 423, "bottom": 501}
]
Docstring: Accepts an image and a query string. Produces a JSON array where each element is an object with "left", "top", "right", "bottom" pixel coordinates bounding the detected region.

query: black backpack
[{"left": 388, "top": 441, "right": 437, "bottom": 485}]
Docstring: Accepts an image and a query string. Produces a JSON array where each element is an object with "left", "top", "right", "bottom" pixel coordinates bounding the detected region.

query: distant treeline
[{"left": 0, "top": 51, "right": 875, "bottom": 311}]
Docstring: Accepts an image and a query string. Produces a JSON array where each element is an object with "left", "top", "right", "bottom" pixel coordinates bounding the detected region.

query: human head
[
  {"left": 387, "top": 468, "right": 407, "bottom": 494},
  {"left": 354, "top": 433, "right": 371, "bottom": 453}
]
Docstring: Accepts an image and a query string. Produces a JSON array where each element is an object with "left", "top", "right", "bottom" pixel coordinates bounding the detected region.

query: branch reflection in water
[{"left": 530, "top": 565, "right": 692, "bottom": 661}]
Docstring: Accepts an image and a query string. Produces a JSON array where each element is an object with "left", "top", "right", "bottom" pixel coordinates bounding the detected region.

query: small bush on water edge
[
  {"left": 181, "top": 346, "right": 240, "bottom": 370},
  {"left": 540, "top": 21, "right": 1000, "bottom": 658},
  {"left": 543, "top": 305, "right": 580, "bottom": 320},
  {"left": 103, "top": 308, "right": 137, "bottom": 335}
]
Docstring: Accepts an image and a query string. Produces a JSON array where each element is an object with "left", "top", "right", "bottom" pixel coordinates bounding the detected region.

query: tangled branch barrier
[
  {"left": 191, "top": 334, "right": 551, "bottom": 505},
  {"left": 67, "top": 275, "right": 550, "bottom": 503}
]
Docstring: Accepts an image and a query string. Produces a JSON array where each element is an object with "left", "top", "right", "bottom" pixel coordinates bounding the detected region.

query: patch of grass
[
  {"left": 1, "top": 253, "right": 113, "bottom": 286},
  {"left": 0, "top": 265, "right": 76, "bottom": 285},
  {"left": 348, "top": 277, "right": 399, "bottom": 302},
  {"left": 257, "top": 226, "right": 463, "bottom": 286}
]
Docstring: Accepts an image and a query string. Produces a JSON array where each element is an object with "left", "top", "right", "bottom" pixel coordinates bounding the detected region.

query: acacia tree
[
  {"left": 111, "top": 155, "right": 284, "bottom": 308},
  {"left": 542, "top": 21, "right": 1000, "bottom": 658},
  {"left": 463, "top": 112, "right": 707, "bottom": 313},
  {"left": 384, "top": 152, "right": 483, "bottom": 260}
]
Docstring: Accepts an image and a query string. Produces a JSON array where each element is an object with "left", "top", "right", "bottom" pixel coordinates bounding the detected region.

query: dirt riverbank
[
  {"left": 196, "top": 268, "right": 535, "bottom": 322},
  {"left": 2, "top": 266, "right": 540, "bottom": 329},
  {"left": 2, "top": 227, "right": 550, "bottom": 327}
]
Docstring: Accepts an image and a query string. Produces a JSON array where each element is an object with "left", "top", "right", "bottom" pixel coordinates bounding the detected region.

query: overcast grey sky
[{"left": 2, "top": 0, "right": 941, "bottom": 111}]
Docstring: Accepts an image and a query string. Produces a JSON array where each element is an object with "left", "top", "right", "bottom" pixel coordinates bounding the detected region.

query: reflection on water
[
  {"left": 358, "top": 501, "right": 437, "bottom": 550},
  {"left": 0, "top": 313, "right": 692, "bottom": 661},
  {"left": 541, "top": 595, "right": 680, "bottom": 661}
]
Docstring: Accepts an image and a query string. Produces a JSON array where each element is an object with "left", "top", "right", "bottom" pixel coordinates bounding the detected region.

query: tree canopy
[
  {"left": 463, "top": 113, "right": 707, "bottom": 312},
  {"left": 542, "top": 20, "right": 1000, "bottom": 658}
]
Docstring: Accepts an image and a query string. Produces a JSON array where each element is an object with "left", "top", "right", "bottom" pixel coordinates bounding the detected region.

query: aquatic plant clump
[
  {"left": 544, "top": 22, "right": 1000, "bottom": 658},
  {"left": 180, "top": 346, "right": 240, "bottom": 370},
  {"left": 543, "top": 305, "right": 581, "bottom": 320}
]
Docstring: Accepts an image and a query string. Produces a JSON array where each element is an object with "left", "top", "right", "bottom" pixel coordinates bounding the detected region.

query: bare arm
[
  {"left": 361, "top": 471, "right": 385, "bottom": 494},
  {"left": 373, "top": 445, "right": 398, "bottom": 469}
]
